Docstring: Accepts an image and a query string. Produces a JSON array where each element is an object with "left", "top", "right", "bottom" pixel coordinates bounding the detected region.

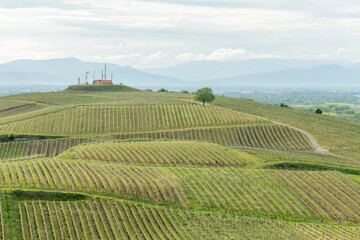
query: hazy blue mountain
[
  {"left": 144, "top": 59, "right": 345, "bottom": 81},
  {"left": 0, "top": 58, "right": 182, "bottom": 86},
  {"left": 203, "top": 65, "right": 360, "bottom": 87}
]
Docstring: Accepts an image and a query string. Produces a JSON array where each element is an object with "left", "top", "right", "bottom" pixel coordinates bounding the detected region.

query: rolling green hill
[
  {"left": 0, "top": 88, "right": 359, "bottom": 239},
  {"left": 64, "top": 84, "right": 142, "bottom": 92}
]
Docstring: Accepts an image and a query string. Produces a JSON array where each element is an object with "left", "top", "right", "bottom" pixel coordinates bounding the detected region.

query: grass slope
[
  {"left": 215, "top": 96, "right": 360, "bottom": 159},
  {"left": 64, "top": 84, "right": 142, "bottom": 92},
  {"left": 0, "top": 89, "right": 359, "bottom": 239}
]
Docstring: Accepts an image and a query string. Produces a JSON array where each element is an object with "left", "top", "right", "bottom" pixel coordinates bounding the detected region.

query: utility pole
[
  {"left": 101, "top": 70, "right": 104, "bottom": 80},
  {"left": 78, "top": 77, "right": 80, "bottom": 85}
]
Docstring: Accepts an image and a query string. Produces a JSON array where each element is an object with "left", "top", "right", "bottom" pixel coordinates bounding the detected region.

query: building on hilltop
[
  {"left": 91, "top": 64, "right": 114, "bottom": 85},
  {"left": 92, "top": 80, "right": 113, "bottom": 85}
]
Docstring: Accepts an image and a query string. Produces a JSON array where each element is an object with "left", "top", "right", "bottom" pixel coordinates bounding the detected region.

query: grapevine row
[
  {"left": 168, "top": 167, "right": 314, "bottom": 220},
  {"left": 0, "top": 160, "right": 189, "bottom": 207},
  {"left": 114, "top": 125, "right": 314, "bottom": 150},
  {"left": 275, "top": 171, "right": 360, "bottom": 224},
  {"left": 0, "top": 138, "right": 101, "bottom": 161},
  {"left": 76, "top": 141, "right": 243, "bottom": 166},
  {"left": 0, "top": 104, "right": 270, "bottom": 136},
  {"left": 17, "top": 197, "right": 360, "bottom": 240}
]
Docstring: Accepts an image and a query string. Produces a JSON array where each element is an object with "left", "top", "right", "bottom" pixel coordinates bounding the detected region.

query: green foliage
[
  {"left": 294, "top": 103, "right": 360, "bottom": 122},
  {"left": 279, "top": 103, "right": 289, "bottom": 107},
  {"left": 180, "top": 90, "right": 189, "bottom": 94},
  {"left": 10, "top": 190, "right": 88, "bottom": 201},
  {"left": 194, "top": 87, "right": 215, "bottom": 106},
  {"left": 157, "top": 88, "right": 168, "bottom": 92},
  {"left": 315, "top": 108, "right": 323, "bottom": 114}
]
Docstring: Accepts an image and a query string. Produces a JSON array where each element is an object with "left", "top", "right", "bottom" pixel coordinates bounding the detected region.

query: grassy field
[
  {"left": 64, "top": 84, "right": 142, "bottom": 92},
  {"left": 0, "top": 89, "right": 358, "bottom": 239}
]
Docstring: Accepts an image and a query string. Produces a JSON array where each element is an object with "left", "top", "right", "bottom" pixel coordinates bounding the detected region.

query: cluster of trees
[{"left": 294, "top": 104, "right": 360, "bottom": 121}]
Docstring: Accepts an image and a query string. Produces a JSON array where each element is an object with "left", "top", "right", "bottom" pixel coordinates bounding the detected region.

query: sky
[{"left": 0, "top": 0, "right": 359, "bottom": 68}]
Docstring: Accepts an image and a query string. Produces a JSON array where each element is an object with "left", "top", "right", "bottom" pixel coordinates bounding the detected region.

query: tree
[
  {"left": 180, "top": 90, "right": 189, "bottom": 94},
  {"left": 157, "top": 88, "right": 168, "bottom": 92},
  {"left": 279, "top": 103, "right": 289, "bottom": 107},
  {"left": 194, "top": 87, "right": 215, "bottom": 106},
  {"left": 315, "top": 108, "right": 323, "bottom": 114}
]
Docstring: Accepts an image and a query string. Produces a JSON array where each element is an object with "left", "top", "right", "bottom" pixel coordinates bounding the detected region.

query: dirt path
[
  {"left": 0, "top": 103, "right": 36, "bottom": 115},
  {"left": 270, "top": 120, "right": 327, "bottom": 153},
  {"left": 180, "top": 99, "right": 327, "bottom": 153}
]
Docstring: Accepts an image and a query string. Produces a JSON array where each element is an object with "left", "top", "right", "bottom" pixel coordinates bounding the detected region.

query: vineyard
[
  {"left": 0, "top": 88, "right": 358, "bottom": 239},
  {"left": 75, "top": 141, "right": 244, "bottom": 166},
  {"left": 0, "top": 101, "right": 33, "bottom": 112},
  {"left": 0, "top": 104, "right": 270, "bottom": 136},
  {"left": 114, "top": 124, "right": 313, "bottom": 150},
  {"left": 0, "top": 193, "right": 355, "bottom": 240},
  {"left": 0, "top": 138, "right": 99, "bottom": 161}
]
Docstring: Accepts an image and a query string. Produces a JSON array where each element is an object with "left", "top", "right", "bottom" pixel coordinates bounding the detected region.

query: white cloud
[
  {"left": 206, "top": 48, "right": 246, "bottom": 60},
  {"left": 249, "top": 53, "right": 281, "bottom": 59},
  {"left": 336, "top": 47, "right": 345, "bottom": 55},
  {"left": 175, "top": 53, "right": 195, "bottom": 61},
  {"left": 176, "top": 48, "right": 246, "bottom": 62},
  {"left": 0, "top": 0, "right": 359, "bottom": 68},
  {"left": 145, "top": 51, "right": 169, "bottom": 61},
  {"left": 108, "top": 53, "right": 141, "bottom": 60}
]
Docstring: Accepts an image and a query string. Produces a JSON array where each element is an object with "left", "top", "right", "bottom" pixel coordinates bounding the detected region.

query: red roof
[{"left": 93, "top": 80, "right": 113, "bottom": 85}]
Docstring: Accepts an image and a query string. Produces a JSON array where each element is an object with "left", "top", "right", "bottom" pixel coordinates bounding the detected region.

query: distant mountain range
[
  {"left": 0, "top": 58, "right": 182, "bottom": 86},
  {"left": 0, "top": 57, "right": 359, "bottom": 88},
  {"left": 203, "top": 65, "right": 360, "bottom": 87},
  {"left": 144, "top": 59, "right": 352, "bottom": 81}
]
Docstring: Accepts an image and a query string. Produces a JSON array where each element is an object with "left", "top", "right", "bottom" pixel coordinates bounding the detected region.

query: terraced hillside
[
  {"left": 0, "top": 90, "right": 358, "bottom": 239},
  {"left": 75, "top": 141, "right": 244, "bottom": 166},
  {"left": 114, "top": 124, "right": 313, "bottom": 150},
  {"left": 0, "top": 104, "right": 268, "bottom": 135},
  {"left": 0, "top": 138, "right": 99, "bottom": 161}
]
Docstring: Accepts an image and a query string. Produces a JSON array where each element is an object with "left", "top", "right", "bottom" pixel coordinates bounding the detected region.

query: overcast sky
[{"left": 0, "top": 0, "right": 359, "bottom": 68}]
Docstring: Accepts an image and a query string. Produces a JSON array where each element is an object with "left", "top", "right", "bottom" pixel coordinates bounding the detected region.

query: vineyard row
[
  {"left": 15, "top": 198, "right": 360, "bottom": 240},
  {"left": 0, "top": 104, "right": 269, "bottom": 136},
  {"left": 114, "top": 125, "right": 313, "bottom": 150},
  {"left": 0, "top": 138, "right": 100, "bottom": 161},
  {"left": 0, "top": 160, "right": 189, "bottom": 207},
  {"left": 76, "top": 141, "right": 243, "bottom": 166}
]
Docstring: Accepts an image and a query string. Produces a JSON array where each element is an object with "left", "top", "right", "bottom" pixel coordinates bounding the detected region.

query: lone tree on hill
[
  {"left": 195, "top": 87, "right": 215, "bottom": 106},
  {"left": 315, "top": 108, "right": 323, "bottom": 114}
]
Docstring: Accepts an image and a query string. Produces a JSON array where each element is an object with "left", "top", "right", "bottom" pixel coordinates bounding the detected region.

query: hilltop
[
  {"left": 64, "top": 84, "right": 142, "bottom": 92},
  {"left": 0, "top": 86, "right": 358, "bottom": 239}
]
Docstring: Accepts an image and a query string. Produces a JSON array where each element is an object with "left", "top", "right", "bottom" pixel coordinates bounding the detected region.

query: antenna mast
[
  {"left": 85, "top": 71, "right": 89, "bottom": 84},
  {"left": 104, "top": 64, "right": 107, "bottom": 80}
]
